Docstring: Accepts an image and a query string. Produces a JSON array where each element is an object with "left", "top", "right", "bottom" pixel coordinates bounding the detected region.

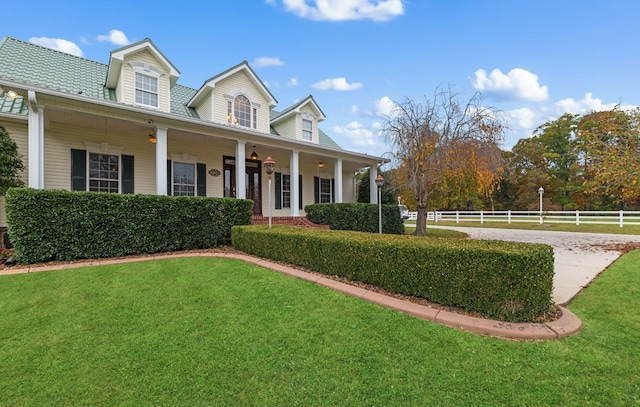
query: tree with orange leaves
[{"left": 382, "top": 87, "right": 505, "bottom": 235}]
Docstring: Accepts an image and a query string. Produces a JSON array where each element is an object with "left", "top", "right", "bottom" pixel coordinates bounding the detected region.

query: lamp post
[
  {"left": 538, "top": 186, "right": 544, "bottom": 225},
  {"left": 375, "top": 174, "right": 385, "bottom": 234},
  {"left": 263, "top": 156, "right": 276, "bottom": 229}
]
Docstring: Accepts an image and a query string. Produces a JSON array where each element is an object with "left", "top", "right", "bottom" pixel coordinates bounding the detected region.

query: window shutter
[
  {"left": 71, "top": 149, "right": 86, "bottom": 191},
  {"left": 299, "top": 174, "right": 303, "bottom": 210},
  {"left": 167, "top": 160, "right": 172, "bottom": 196},
  {"left": 197, "top": 163, "right": 206, "bottom": 196},
  {"left": 332, "top": 178, "right": 335, "bottom": 203},
  {"left": 275, "top": 172, "right": 282, "bottom": 209},
  {"left": 122, "top": 155, "right": 134, "bottom": 194},
  {"left": 314, "top": 176, "right": 319, "bottom": 204}
]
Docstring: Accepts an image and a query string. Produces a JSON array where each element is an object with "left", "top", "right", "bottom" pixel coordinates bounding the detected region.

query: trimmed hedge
[
  {"left": 232, "top": 225, "right": 554, "bottom": 322},
  {"left": 305, "top": 203, "right": 404, "bottom": 234},
  {"left": 5, "top": 188, "right": 253, "bottom": 264}
]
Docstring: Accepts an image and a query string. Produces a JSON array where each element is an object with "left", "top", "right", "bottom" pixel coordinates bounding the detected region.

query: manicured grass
[
  {"left": 405, "top": 220, "right": 640, "bottom": 235},
  {"left": 1, "top": 254, "right": 639, "bottom": 405}
]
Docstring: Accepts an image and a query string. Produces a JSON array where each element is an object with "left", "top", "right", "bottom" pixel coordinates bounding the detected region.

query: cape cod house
[{"left": 0, "top": 36, "right": 387, "bottom": 231}]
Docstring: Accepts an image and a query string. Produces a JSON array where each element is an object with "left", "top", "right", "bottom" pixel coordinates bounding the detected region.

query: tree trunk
[{"left": 414, "top": 204, "right": 428, "bottom": 236}]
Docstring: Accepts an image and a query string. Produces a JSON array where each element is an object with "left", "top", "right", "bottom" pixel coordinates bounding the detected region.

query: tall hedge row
[
  {"left": 5, "top": 188, "right": 253, "bottom": 264},
  {"left": 232, "top": 225, "right": 554, "bottom": 322},
  {"left": 305, "top": 203, "right": 404, "bottom": 234}
]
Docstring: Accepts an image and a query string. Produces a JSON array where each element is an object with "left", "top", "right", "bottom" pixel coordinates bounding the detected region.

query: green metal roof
[{"left": 0, "top": 36, "right": 342, "bottom": 149}]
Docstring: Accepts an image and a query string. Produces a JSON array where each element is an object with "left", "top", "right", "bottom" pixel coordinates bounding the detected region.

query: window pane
[
  {"left": 89, "top": 153, "right": 119, "bottom": 193},
  {"left": 302, "top": 119, "right": 312, "bottom": 140},
  {"left": 234, "top": 95, "right": 251, "bottom": 127},
  {"left": 173, "top": 162, "right": 195, "bottom": 196},
  {"left": 135, "top": 73, "right": 158, "bottom": 107},
  {"left": 282, "top": 174, "right": 291, "bottom": 208}
]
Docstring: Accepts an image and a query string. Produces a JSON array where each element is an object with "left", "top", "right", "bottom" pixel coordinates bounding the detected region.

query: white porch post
[
  {"left": 155, "top": 126, "right": 168, "bottom": 195},
  {"left": 334, "top": 158, "right": 343, "bottom": 203},
  {"left": 27, "top": 90, "right": 44, "bottom": 189},
  {"left": 236, "top": 141, "right": 246, "bottom": 199},
  {"left": 291, "top": 150, "right": 300, "bottom": 216},
  {"left": 369, "top": 166, "right": 378, "bottom": 204}
]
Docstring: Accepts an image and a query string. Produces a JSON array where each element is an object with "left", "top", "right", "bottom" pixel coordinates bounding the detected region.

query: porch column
[
  {"left": 291, "top": 150, "right": 300, "bottom": 217},
  {"left": 370, "top": 166, "right": 378, "bottom": 203},
  {"left": 155, "top": 126, "right": 168, "bottom": 195},
  {"left": 27, "top": 90, "right": 44, "bottom": 189},
  {"left": 334, "top": 158, "right": 343, "bottom": 203},
  {"left": 235, "top": 141, "right": 246, "bottom": 199}
]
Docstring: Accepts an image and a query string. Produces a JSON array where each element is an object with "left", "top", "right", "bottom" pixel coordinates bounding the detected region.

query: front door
[{"left": 223, "top": 156, "right": 262, "bottom": 215}]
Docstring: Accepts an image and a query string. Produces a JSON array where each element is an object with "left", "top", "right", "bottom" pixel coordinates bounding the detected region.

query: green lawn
[{"left": 1, "top": 254, "right": 639, "bottom": 406}]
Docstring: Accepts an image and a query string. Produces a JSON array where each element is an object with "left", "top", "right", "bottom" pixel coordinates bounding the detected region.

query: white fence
[{"left": 406, "top": 210, "right": 640, "bottom": 227}]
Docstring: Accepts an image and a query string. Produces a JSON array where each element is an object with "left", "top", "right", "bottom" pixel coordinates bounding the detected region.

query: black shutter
[
  {"left": 197, "top": 163, "right": 206, "bottom": 196},
  {"left": 299, "top": 174, "right": 303, "bottom": 210},
  {"left": 314, "top": 176, "right": 319, "bottom": 204},
  {"left": 275, "top": 172, "right": 282, "bottom": 209},
  {"left": 332, "top": 178, "right": 335, "bottom": 203},
  {"left": 122, "top": 155, "right": 134, "bottom": 194},
  {"left": 71, "top": 149, "right": 86, "bottom": 191},
  {"left": 166, "top": 160, "right": 172, "bottom": 196}
]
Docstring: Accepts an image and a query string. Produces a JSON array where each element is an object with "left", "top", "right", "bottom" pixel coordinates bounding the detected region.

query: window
[
  {"left": 302, "top": 118, "right": 312, "bottom": 141},
  {"left": 89, "top": 153, "right": 119, "bottom": 193},
  {"left": 173, "top": 162, "right": 195, "bottom": 196},
  {"left": 135, "top": 72, "right": 158, "bottom": 107},
  {"left": 281, "top": 174, "right": 291, "bottom": 208},
  {"left": 234, "top": 95, "right": 251, "bottom": 127},
  {"left": 320, "top": 178, "right": 331, "bottom": 203}
]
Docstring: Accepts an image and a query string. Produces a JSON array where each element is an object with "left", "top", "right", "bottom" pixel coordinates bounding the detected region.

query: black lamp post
[
  {"left": 375, "top": 174, "right": 385, "bottom": 234},
  {"left": 263, "top": 156, "right": 276, "bottom": 228}
]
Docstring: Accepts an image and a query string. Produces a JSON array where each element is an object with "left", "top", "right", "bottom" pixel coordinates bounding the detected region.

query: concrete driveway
[{"left": 429, "top": 226, "right": 640, "bottom": 304}]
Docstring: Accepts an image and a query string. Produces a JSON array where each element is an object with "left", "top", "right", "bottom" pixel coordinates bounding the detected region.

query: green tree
[{"left": 0, "top": 123, "right": 24, "bottom": 195}]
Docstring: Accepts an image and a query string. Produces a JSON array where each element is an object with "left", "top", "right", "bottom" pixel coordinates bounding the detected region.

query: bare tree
[{"left": 383, "top": 86, "right": 505, "bottom": 235}]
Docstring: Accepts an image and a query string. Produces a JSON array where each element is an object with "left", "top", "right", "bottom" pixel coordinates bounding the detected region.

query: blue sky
[{"left": 3, "top": 0, "right": 640, "bottom": 158}]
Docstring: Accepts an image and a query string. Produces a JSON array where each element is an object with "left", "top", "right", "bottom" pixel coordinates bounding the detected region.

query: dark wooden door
[{"left": 224, "top": 156, "right": 262, "bottom": 215}]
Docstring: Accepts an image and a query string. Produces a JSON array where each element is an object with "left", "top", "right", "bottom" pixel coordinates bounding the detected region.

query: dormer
[
  {"left": 187, "top": 61, "right": 277, "bottom": 133},
  {"left": 271, "top": 96, "right": 326, "bottom": 144},
  {"left": 106, "top": 39, "right": 180, "bottom": 113}
]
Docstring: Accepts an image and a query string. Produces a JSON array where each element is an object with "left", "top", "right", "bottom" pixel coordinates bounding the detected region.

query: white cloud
[
  {"left": 282, "top": 0, "right": 404, "bottom": 22},
  {"left": 253, "top": 56, "right": 285, "bottom": 68},
  {"left": 97, "top": 30, "right": 130, "bottom": 46},
  {"left": 553, "top": 92, "right": 630, "bottom": 115},
  {"left": 507, "top": 107, "right": 537, "bottom": 130},
  {"left": 288, "top": 77, "right": 298, "bottom": 87},
  {"left": 29, "top": 37, "right": 83, "bottom": 57},
  {"left": 471, "top": 68, "right": 549, "bottom": 102},
  {"left": 330, "top": 121, "right": 376, "bottom": 147},
  {"left": 312, "top": 77, "right": 363, "bottom": 91},
  {"left": 374, "top": 96, "right": 395, "bottom": 117}
]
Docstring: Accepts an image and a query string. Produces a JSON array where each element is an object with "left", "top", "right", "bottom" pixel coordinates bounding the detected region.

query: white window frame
[
  {"left": 282, "top": 173, "right": 291, "bottom": 208},
  {"left": 225, "top": 89, "right": 261, "bottom": 129},
  {"left": 302, "top": 118, "right": 313, "bottom": 141},
  {"left": 319, "top": 177, "right": 332, "bottom": 203},
  {"left": 131, "top": 62, "right": 162, "bottom": 109},
  {"left": 170, "top": 153, "right": 198, "bottom": 197},
  {"left": 84, "top": 142, "right": 124, "bottom": 194}
]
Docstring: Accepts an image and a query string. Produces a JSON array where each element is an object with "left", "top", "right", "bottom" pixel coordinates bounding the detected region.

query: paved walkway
[
  {"left": 1, "top": 250, "right": 581, "bottom": 341},
  {"left": 430, "top": 225, "right": 640, "bottom": 304}
]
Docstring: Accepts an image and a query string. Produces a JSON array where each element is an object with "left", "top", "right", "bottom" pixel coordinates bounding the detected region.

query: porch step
[{"left": 251, "top": 216, "right": 329, "bottom": 229}]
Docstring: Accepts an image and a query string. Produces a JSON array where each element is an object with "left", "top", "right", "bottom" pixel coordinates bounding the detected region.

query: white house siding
[
  {"left": 194, "top": 95, "right": 212, "bottom": 122},
  {"left": 272, "top": 115, "right": 296, "bottom": 141},
  {"left": 120, "top": 49, "right": 171, "bottom": 113},
  {"left": 210, "top": 70, "right": 270, "bottom": 133}
]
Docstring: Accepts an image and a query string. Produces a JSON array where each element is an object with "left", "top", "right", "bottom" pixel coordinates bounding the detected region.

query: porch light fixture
[
  {"left": 149, "top": 134, "right": 157, "bottom": 144},
  {"left": 0, "top": 87, "right": 18, "bottom": 99},
  {"left": 318, "top": 161, "right": 324, "bottom": 168},
  {"left": 250, "top": 145, "right": 258, "bottom": 160},
  {"left": 263, "top": 156, "right": 276, "bottom": 229}
]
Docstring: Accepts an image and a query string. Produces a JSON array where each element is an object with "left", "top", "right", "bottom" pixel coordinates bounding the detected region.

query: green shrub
[
  {"left": 5, "top": 188, "right": 253, "bottom": 264},
  {"left": 305, "top": 203, "right": 404, "bottom": 234},
  {"left": 232, "top": 225, "right": 554, "bottom": 322}
]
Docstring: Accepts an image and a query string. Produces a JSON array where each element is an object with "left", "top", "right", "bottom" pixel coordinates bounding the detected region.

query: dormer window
[
  {"left": 302, "top": 118, "right": 313, "bottom": 141},
  {"left": 135, "top": 72, "right": 158, "bottom": 108},
  {"left": 227, "top": 93, "right": 257, "bottom": 129}
]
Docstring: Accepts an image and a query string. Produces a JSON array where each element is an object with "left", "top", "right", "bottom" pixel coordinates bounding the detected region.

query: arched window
[{"left": 234, "top": 95, "right": 252, "bottom": 127}]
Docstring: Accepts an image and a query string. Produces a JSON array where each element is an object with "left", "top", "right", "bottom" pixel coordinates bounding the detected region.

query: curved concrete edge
[{"left": 1, "top": 252, "right": 582, "bottom": 340}]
